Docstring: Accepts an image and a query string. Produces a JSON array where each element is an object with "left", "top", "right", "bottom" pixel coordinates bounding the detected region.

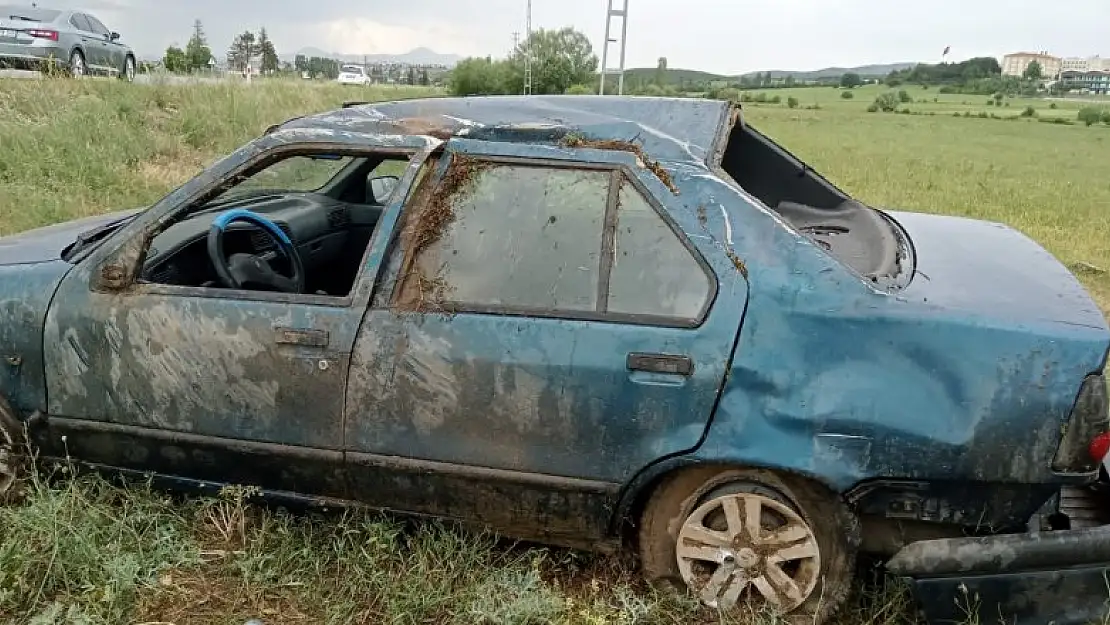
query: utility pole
[
  {"left": 511, "top": 31, "right": 520, "bottom": 58},
  {"left": 523, "top": 0, "right": 533, "bottom": 95},
  {"left": 599, "top": 0, "right": 629, "bottom": 95}
]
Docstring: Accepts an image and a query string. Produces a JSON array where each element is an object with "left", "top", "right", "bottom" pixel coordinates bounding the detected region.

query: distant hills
[
  {"left": 284, "top": 47, "right": 462, "bottom": 67},
  {"left": 625, "top": 62, "right": 918, "bottom": 85},
  {"left": 740, "top": 62, "right": 917, "bottom": 80}
]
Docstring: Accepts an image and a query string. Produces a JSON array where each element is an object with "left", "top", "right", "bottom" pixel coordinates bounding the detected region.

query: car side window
[
  {"left": 401, "top": 161, "right": 609, "bottom": 313},
  {"left": 607, "top": 177, "right": 711, "bottom": 320},
  {"left": 69, "top": 14, "right": 91, "bottom": 32},
  {"left": 85, "top": 14, "right": 110, "bottom": 36}
]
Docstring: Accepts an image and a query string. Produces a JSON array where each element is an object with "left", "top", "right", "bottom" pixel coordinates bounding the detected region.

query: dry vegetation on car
[{"left": 1, "top": 78, "right": 1108, "bottom": 624}]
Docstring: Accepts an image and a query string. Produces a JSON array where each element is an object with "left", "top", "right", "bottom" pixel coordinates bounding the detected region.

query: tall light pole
[
  {"left": 599, "top": 0, "right": 629, "bottom": 95},
  {"left": 523, "top": 0, "right": 533, "bottom": 95}
]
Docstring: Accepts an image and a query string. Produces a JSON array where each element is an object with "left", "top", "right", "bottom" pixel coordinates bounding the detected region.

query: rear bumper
[
  {"left": 0, "top": 43, "right": 68, "bottom": 67},
  {"left": 888, "top": 524, "right": 1110, "bottom": 625}
]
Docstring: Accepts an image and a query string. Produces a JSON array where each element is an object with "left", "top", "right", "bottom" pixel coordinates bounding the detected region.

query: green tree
[
  {"left": 784, "top": 75, "right": 796, "bottom": 87},
  {"left": 840, "top": 72, "right": 862, "bottom": 88},
  {"left": 898, "top": 89, "right": 911, "bottom": 103},
  {"left": 227, "top": 31, "right": 257, "bottom": 72},
  {"left": 257, "top": 28, "right": 279, "bottom": 74},
  {"left": 407, "top": 66, "right": 417, "bottom": 85},
  {"left": 655, "top": 56, "right": 668, "bottom": 86},
  {"left": 185, "top": 20, "right": 212, "bottom": 72},
  {"left": 420, "top": 68, "right": 430, "bottom": 86},
  {"left": 163, "top": 45, "right": 187, "bottom": 73},
  {"left": 1102, "top": 110, "right": 1110, "bottom": 125},
  {"left": 1023, "top": 60, "right": 1043, "bottom": 81},
  {"left": 450, "top": 56, "right": 510, "bottom": 95},
  {"left": 506, "top": 27, "right": 598, "bottom": 95}
]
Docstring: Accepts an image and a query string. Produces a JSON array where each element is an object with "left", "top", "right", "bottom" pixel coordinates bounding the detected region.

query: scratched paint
[{"left": 0, "top": 95, "right": 1103, "bottom": 576}]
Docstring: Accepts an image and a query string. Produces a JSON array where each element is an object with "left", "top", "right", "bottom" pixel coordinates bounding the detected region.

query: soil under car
[{"left": 0, "top": 95, "right": 1108, "bottom": 624}]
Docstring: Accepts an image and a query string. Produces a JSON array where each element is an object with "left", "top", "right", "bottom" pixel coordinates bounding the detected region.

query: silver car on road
[{"left": 0, "top": 5, "right": 135, "bottom": 80}]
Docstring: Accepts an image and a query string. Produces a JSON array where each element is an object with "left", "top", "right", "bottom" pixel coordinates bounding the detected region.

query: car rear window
[
  {"left": 2, "top": 6, "right": 61, "bottom": 21},
  {"left": 342, "top": 65, "right": 363, "bottom": 74}
]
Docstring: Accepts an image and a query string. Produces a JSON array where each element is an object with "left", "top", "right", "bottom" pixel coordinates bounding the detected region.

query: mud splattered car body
[{"left": 1, "top": 96, "right": 1108, "bottom": 623}]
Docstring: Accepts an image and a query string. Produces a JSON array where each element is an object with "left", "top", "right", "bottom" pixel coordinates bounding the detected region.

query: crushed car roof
[{"left": 279, "top": 95, "right": 738, "bottom": 167}]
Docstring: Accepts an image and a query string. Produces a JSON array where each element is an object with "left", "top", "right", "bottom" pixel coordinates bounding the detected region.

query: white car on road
[{"left": 337, "top": 64, "right": 370, "bottom": 85}]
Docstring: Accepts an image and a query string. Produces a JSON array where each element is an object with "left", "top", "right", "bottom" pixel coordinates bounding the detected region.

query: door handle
[
  {"left": 274, "top": 327, "right": 329, "bottom": 348},
  {"left": 627, "top": 352, "right": 694, "bottom": 376}
]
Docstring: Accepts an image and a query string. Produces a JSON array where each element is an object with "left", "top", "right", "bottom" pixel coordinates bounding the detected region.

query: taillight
[
  {"left": 28, "top": 29, "right": 59, "bottom": 41},
  {"left": 1092, "top": 432, "right": 1110, "bottom": 464},
  {"left": 1052, "top": 374, "right": 1110, "bottom": 474}
]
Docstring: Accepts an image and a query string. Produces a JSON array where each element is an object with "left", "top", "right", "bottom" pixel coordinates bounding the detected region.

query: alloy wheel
[
  {"left": 71, "top": 52, "right": 85, "bottom": 77},
  {"left": 676, "top": 491, "right": 821, "bottom": 612}
]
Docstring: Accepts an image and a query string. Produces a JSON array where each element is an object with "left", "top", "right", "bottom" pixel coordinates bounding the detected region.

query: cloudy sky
[{"left": 27, "top": 0, "right": 1110, "bottom": 74}]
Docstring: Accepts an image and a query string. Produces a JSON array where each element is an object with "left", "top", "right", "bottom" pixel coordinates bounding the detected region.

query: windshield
[
  {"left": 1, "top": 6, "right": 60, "bottom": 21},
  {"left": 211, "top": 155, "right": 355, "bottom": 204}
]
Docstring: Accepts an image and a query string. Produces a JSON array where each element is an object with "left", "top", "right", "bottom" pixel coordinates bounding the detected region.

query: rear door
[
  {"left": 67, "top": 13, "right": 103, "bottom": 69},
  {"left": 343, "top": 139, "right": 748, "bottom": 534},
  {"left": 81, "top": 14, "right": 115, "bottom": 71}
]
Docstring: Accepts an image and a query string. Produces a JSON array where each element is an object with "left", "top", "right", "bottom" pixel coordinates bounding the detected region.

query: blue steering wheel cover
[{"left": 212, "top": 209, "right": 293, "bottom": 247}]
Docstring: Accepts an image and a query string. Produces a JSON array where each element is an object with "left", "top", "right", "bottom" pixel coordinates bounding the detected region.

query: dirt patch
[
  {"left": 561, "top": 135, "right": 679, "bottom": 195},
  {"left": 726, "top": 249, "right": 749, "bottom": 279},
  {"left": 393, "top": 155, "right": 489, "bottom": 312},
  {"left": 383, "top": 116, "right": 459, "bottom": 141}
]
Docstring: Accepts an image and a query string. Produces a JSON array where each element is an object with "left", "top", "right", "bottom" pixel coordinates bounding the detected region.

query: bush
[
  {"left": 939, "top": 86, "right": 957, "bottom": 94},
  {"left": 1102, "top": 110, "right": 1110, "bottom": 125},
  {"left": 754, "top": 92, "right": 768, "bottom": 103},
  {"left": 713, "top": 87, "right": 741, "bottom": 102},
  {"left": 769, "top": 95, "right": 781, "bottom": 104},
  {"left": 898, "top": 89, "right": 911, "bottom": 103},
  {"left": 1050, "top": 102, "right": 1058, "bottom": 109},
  {"left": 841, "top": 90, "right": 854, "bottom": 99},
  {"left": 787, "top": 97, "right": 799, "bottom": 108},
  {"left": 564, "top": 84, "right": 593, "bottom": 95},
  {"left": 1021, "top": 106, "right": 1036, "bottom": 117},
  {"left": 986, "top": 99, "right": 994, "bottom": 106},
  {"left": 867, "top": 103, "right": 880, "bottom": 113},
  {"left": 1078, "top": 107, "right": 1104, "bottom": 126},
  {"left": 873, "top": 91, "right": 900, "bottom": 112}
]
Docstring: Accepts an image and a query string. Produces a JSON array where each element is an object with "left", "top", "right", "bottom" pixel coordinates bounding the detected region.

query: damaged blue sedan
[{"left": 0, "top": 95, "right": 1108, "bottom": 624}]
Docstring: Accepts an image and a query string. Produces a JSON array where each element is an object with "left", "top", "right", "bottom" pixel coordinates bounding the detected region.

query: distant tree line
[
  {"left": 162, "top": 21, "right": 279, "bottom": 75},
  {"left": 449, "top": 27, "right": 598, "bottom": 95}
]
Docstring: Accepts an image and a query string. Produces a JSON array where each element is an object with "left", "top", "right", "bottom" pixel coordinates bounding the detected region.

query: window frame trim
[{"left": 390, "top": 152, "right": 718, "bottom": 329}]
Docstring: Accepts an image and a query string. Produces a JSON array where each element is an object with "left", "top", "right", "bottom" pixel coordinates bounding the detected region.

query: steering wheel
[{"left": 207, "top": 209, "right": 305, "bottom": 294}]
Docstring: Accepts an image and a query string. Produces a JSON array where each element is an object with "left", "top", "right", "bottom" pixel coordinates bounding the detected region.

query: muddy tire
[
  {"left": 638, "top": 467, "right": 858, "bottom": 624},
  {"left": 0, "top": 395, "right": 27, "bottom": 502}
]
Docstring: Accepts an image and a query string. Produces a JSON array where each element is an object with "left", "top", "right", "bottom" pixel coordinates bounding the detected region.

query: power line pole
[
  {"left": 523, "top": 0, "right": 533, "bottom": 95},
  {"left": 599, "top": 0, "right": 629, "bottom": 95},
  {"left": 511, "top": 31, "right": 519, "bottom": 58}
]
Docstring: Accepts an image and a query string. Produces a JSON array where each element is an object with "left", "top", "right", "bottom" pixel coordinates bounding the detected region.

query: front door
[
  {"left": 343, "top": 140, "right": 748, "bottom": 545},
  {"left": 41, "top": 131, "right": 436, "bottom": 498}
]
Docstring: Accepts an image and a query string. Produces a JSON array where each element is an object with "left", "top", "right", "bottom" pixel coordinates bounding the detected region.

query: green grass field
[{"left": 1, "top": 77, "right": 1109, "bottom": 624}]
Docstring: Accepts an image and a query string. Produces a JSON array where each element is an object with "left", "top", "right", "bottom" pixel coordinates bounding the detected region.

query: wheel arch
[{"left": 611, "top": 456, "right": 847, "bottom": 543}]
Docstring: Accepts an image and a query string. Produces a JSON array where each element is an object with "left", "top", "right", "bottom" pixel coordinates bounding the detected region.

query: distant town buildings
[
  {"left": 1001, "top": 52, "right": 1061, "bottom": 79},
  {"left": 1002, "top": 51, "right": 1110, "bottom": 94}
]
